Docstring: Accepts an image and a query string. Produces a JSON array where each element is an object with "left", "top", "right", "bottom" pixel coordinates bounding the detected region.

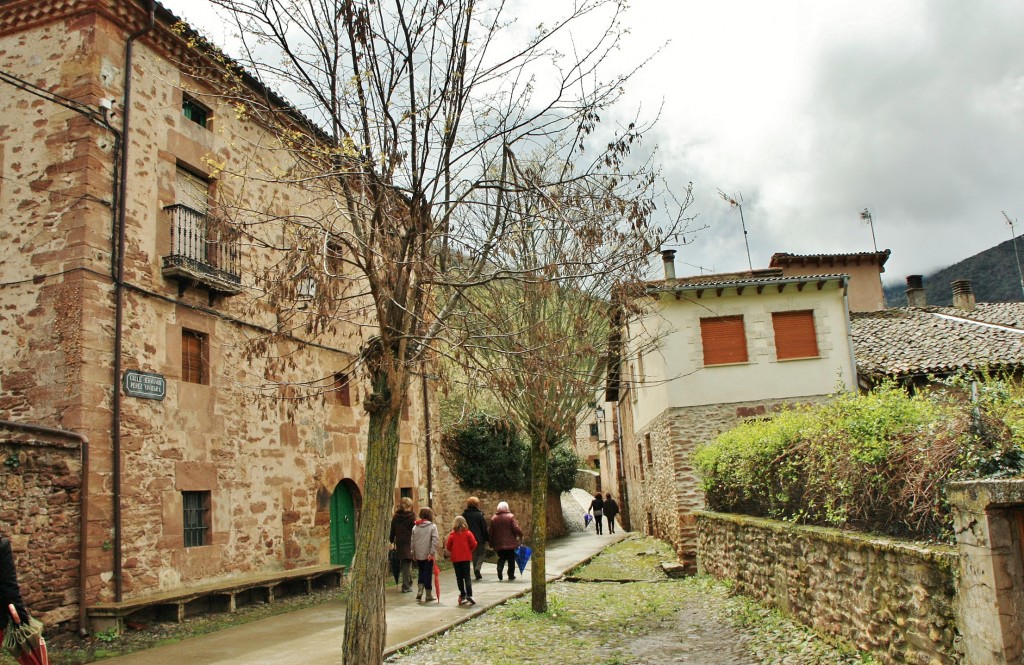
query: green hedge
[
  {"left": 694, "top": 377, "right": 1024, "bottom": 541},
  {"left": 441, "top": 414, "right": 581, "bottom": 494}
]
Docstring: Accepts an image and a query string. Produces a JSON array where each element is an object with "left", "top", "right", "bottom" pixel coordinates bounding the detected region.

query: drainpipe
[
  {"left": 112, "top": 0, "right": 155, "bottom": 603},
  {"left": 0, "top": 421, "right": 90, "bottom": 636},
  {"left": 841, "top": 276, "right": 858, "bottom": 392},
  {"left": 421, "top": 373, "right": 434, "bottom": 508}
]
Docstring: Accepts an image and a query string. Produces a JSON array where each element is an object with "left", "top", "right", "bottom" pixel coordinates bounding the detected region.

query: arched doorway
[{"left": 329, "top": 480, "right": 359, "bottom": 567}]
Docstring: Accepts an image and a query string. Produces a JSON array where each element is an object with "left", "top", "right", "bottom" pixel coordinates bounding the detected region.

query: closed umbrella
[
  {"left": 432, "top": 561, "right": 441, "bottom": 603},
  {"left": 514, "top": 545, "right": 532, "bottom": 574},
  {"left": 3, "top": 604, "right": 49, "bottom": 665}
]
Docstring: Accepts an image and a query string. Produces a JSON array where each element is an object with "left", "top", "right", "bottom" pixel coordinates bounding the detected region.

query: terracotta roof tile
[{"left": 851, "top": 305, "right": 1024, "bottom": 377}]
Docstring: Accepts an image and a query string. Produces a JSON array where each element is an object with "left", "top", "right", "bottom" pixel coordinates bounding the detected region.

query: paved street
[{"left": 98, "top": 530, "right": 625, "bottom": 665}]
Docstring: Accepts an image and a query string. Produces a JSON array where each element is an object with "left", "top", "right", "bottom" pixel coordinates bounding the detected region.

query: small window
[
  {"left": 181, "top": 329, "right": 208, "bottom": 384},
  {"left": 183, "top": 491, "right": 211, "bottom": 547},
  {"left": 589, "top": 423, "right": 599, "bottom": 437},
  {"left": 331, "top": 372, "right": 351, "bottom": 407},
  {"left": 400, "top": 487, "right": 413, "bottom": 500},
  {"left": 645, "top": 433, "right": 653, "bottom": 464},
  {"left": 772, "top": 310, "right": 819, "bottom": 360},
  {"left": 182, "top": 94, "right": 210, "bottom": 128},
  {"left": 700, "top": 316, "right": 748, "bottom": 365},
  {"left": 638, "top": 443, "right": 645, "bottom": 480}
]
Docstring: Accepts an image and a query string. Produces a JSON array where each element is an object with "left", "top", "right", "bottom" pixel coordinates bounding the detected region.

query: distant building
[{"left": 770, "top": 250, "right": 890, "bottom": 312}]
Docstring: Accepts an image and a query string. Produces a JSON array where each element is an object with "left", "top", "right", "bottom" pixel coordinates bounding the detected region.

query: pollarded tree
[
  {"left": 176, "top": 1, "right": 684, "bottom": 661},
  {"left": 452, "top": 148, "right": 692, "bottom": 612}
]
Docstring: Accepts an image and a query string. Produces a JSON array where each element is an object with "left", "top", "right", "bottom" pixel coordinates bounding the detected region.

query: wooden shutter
[
  {"left": 176, "top": 166, "right": 209, "bottom": 213},
  {"left": 772, "top": 310, "right": 819, "bottom": 359},
  {"left": 700, "top": 316, "right": 748, "bottom": 365},
  {"left": 333, "top": 372, "right": 351, "bottom": 407},
  {"left": 182, "top": 329, "right": 207, "bottom": 384}
]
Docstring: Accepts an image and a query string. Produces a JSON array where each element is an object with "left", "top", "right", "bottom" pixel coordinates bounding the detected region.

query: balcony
[{"left": 162, "top": 204, "right": 242, "bottom": 297}]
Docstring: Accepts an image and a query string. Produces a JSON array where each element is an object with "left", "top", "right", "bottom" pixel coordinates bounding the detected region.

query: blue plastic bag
[
  {"left": 584, "top": 513, "right": 592, "bottom": 527},
  {"left": 514, "top": 544, "right": 532, "bottom": 573}
]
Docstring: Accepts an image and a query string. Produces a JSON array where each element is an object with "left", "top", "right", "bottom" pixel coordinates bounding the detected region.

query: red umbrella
[
  {"left": 3, "top": 604, "right": 50, "bottom": 665},
  {"left": 432, "top": 561, "right": 441, "bottom": 603}
]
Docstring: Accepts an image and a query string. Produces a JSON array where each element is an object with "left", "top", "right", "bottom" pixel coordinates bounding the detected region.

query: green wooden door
[{"left": 330, "top": 483, "right": 357, "bottom": 567}]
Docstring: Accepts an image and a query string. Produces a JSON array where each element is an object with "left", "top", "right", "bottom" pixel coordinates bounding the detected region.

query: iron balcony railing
[{"left": 162, "top": 204, "right": 242, "bottom": 293}]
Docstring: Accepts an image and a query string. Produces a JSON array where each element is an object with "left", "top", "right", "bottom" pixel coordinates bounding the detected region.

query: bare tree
[
  {"left": 176, "top": 0, "right": 681, "bottom": 661},
  {"left": 451, "top": 147, "right": 690, "bottom": 612}
]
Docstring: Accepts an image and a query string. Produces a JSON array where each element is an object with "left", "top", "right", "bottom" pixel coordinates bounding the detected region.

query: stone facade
[
  {"left": 0, "top": 0, "right": 429, "bottom": 631},
  {"left": 698, "top": 511, "right": 961, "bottom": 665},
  {"left": 947, "top": 479, "right": 1024, "bottom": 665}
]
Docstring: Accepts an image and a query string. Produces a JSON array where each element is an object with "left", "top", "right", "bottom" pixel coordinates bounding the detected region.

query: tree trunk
[
  {"left": 529, "top": 434, "right": 549, "bottom": 613},
  {"left": 342, "top": 371, "right": 403, "bottom": 665}
]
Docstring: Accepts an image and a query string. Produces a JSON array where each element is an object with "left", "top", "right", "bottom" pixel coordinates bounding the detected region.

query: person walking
[
  {"left": 0, "top": 534, "right": 30, "bottom": 625},
  {"left": 489, "top": 501, "right": 523, "bottom": 581},
  {"left": 603, "top": 493, "right": 619, "bottom": 534},
  {"left": 410, "top": 507, "right": 439, "bottom": 602},
  {"left": 445, "top": 516, "right": 478, "bottom": 605},
  {"left": 389, "top": 497, "right": 417, "bottom": 592},
  {"left": 462, "top": 497, "right": 489, "bottom": 581},
  {"left": 588, "top": 492, "right": 605, "bottom": 535}
]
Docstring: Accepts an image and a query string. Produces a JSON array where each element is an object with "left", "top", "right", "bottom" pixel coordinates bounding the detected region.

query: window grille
[{"left": 183, "top": 491, "right": 211, "bottom": 547}]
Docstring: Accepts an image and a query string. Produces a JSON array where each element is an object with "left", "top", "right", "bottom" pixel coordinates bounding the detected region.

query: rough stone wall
[
  {"left": 0, "top": 436, "right": 82, "bottom": 629},
  {"left": 429, "top": 452, "right": 566, "bottom": 546},
  {"left": 627, "top": 396, "right": 830, "bottom": 567},
  {"left": 698, "top": 511, "right": 961, "bottom": 665}
]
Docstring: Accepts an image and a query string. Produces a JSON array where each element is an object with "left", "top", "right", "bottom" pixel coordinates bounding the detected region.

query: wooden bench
[{"left": 88, "top": 564, "right": 344, "bottom": 633}]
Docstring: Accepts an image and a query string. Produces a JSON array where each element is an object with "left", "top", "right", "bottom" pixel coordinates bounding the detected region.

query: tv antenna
[
  {"left": 1002, "top": 211, "right": 1024, "bottom": 299},
  {"left": 718, "top": 189, "right": 752, "bottom": 270},
  {"left": 859, "top": 208, "right": 878, "bottom": 252}
]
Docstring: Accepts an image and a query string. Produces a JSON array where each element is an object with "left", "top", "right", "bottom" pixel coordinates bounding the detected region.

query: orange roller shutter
[
  {"left": 772, "top": 310, "right": 819, "bottom": 359},
  {"left": 700, "top": 316, "right": 748, "bottom": 365}
]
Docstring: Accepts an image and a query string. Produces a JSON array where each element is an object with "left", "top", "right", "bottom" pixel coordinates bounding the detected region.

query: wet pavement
[{"left": 99, "top": 493, "right": 622, "bottom": 665}]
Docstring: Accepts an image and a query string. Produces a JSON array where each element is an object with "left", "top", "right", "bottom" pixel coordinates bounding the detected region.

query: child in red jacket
[{"left": 445, "top": 516, "right": 478, "bottom": 605}]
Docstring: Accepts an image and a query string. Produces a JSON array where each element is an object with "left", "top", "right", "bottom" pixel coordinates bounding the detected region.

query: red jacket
[{"left": 444, "top": 529, "right": 478, "bottom": 563}]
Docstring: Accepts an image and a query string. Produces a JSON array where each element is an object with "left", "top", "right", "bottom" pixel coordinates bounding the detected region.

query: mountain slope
[{"left": 885, "top": 236, "right": 1024, "bottom": 306}]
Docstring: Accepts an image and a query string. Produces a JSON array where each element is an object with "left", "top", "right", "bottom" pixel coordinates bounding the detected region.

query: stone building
[
  {"left": 0, "top": 0, "right": 428, "bottom": 632},
  {"left": 613, "top": 250, "right": 857, "bottom": 568}
]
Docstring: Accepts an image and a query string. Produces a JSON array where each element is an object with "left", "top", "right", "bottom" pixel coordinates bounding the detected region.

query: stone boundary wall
[
  {"left": 0, "top": 437, "right": 83, "bottom": 631},
  {"left": 697, "top": 511, "right": 961, "bottom": 665}
]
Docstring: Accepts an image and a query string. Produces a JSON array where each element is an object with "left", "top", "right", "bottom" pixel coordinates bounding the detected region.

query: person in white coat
[{"left": 410, "top": 507, "right": 439, "bottom": 602}]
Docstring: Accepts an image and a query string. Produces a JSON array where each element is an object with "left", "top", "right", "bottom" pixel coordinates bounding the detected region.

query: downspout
[
  {"left": 612, "top": 403, "right": 629, "bottom": 531},
  {"left": 420, "top": 373, "right": 434, "bottom": 508},
  {"left": 841, "top": 276, "right": 858, "bottom": 392},
  {"left": 112, "top": 0, "right": 155, "bottom": 603},
  {"left": 0, "top": 421, "right": 90, "bottom": 636}
]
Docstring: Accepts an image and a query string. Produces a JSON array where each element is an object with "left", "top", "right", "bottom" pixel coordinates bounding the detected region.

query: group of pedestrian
[
  {"left": 588, "top": 492, "right": 619, "bottom": 535},
  {"left": 389, "top": 495, "right": 524, "bottom": 607}
]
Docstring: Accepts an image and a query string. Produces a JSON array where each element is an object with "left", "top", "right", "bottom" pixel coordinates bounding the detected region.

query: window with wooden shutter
[
  {"left": 772, "top": 310, "right": 819, "bottom": 360},
  {"left": 700, "top": 316, "right": 748, "bottom": 365},
  {"left": 331, "top": 372, "right": 351, "bottom": 406},
  {"left": 182, "top": 329, "right": 208, "bottom": 384}
]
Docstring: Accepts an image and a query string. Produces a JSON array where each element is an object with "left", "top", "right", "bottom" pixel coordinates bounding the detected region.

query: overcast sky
[{"left": 161, "top": 0, "right": 1024, "bottom": 285}]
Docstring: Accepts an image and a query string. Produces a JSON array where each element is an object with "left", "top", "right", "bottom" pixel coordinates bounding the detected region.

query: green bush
[
  {"left": 694, "top": 376, "right": 1024, "bottom": 541},
  {"left": 441, "top": 414, "right": 583, "bottom": 493}
]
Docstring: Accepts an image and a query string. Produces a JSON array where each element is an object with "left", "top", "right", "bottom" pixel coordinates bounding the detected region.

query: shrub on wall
[
  {"left": 694, "top": 376, "right": 1024, "bottom": 541},
  {"left": 441, "top": 414, "right": 582, "bottom": 493}
]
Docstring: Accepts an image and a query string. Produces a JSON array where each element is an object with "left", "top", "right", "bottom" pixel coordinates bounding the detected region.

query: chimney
[
  {"left": 661, "top": 249, "right": 677, "bottom": 281},
  {"left": 951, "top": 279, "right": 976, "bottom": 311},
  {"left": 905, "top": 275, "right": 927, "bottom": 307}
]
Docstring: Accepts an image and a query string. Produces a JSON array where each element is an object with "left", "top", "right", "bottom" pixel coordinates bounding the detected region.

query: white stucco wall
[{"left": 626, "top": 280, "right": 855, "bottom": 433}]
